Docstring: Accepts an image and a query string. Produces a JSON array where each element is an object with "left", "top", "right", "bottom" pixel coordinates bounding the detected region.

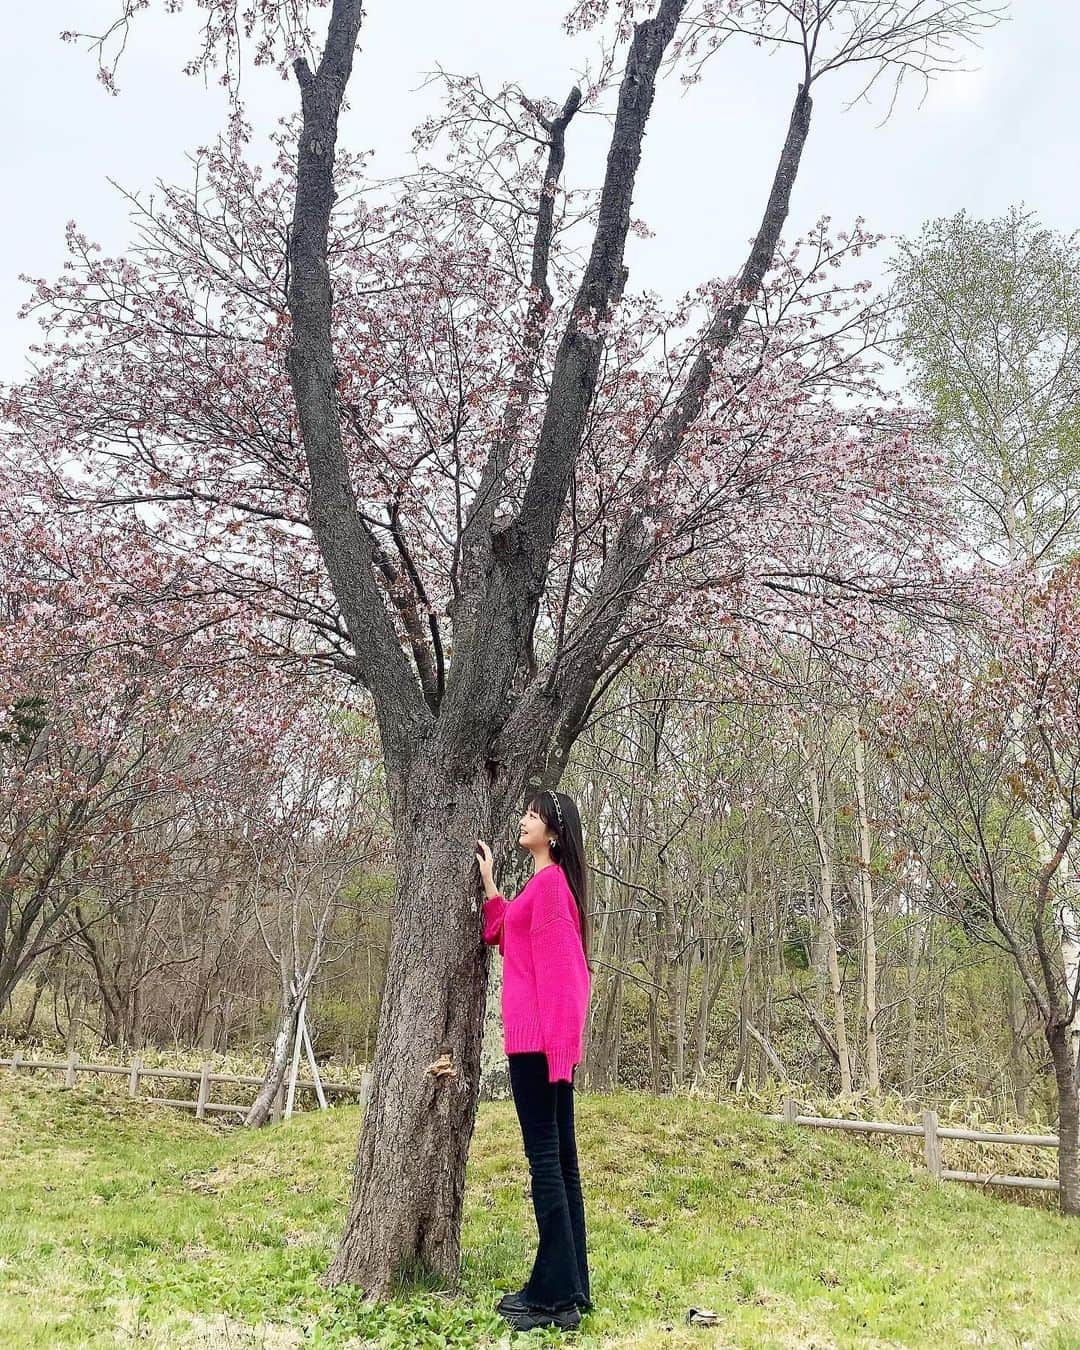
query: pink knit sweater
[{"left": 482, "top": 862, "right": 590, "bottom": 1084}]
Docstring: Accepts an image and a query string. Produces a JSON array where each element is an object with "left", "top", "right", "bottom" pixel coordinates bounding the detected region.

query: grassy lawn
[{"left": 1, "top": 1069, "right": 1079, "bottom": 1347}]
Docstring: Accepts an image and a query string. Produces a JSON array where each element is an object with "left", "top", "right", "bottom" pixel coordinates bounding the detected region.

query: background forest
[{"left": 5, "top": 200, "right": 1079, "bottom": 1129}]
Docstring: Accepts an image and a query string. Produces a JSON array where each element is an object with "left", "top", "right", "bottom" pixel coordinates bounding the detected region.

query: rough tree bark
[
  {"left": 1048, "top": 1019, "right": 1080, "bottom": 1215},
  {"left": 1031, "top": 828, "right": 1080, "bottom": 1215}
]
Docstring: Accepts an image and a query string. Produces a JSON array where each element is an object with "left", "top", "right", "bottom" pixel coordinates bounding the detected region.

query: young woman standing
[{"left": 476, "top": 787, "right": 593, "bottom": 1333}]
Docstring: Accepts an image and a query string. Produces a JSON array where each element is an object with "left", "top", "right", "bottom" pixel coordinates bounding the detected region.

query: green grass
[{"left": 1, "top": 1071, "right": 1079, "bottom": 1347}]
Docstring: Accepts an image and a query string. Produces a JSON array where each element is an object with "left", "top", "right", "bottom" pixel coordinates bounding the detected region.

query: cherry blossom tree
[
  {"left": 9, "top": 0, "right": 1006, "bottom": 1297},
  {"left": 892, "top": 208, "right": 1080, "bottom": 571},
  {"left": 894, "top": 564, "right": 1080, "bottom": 1213},
  {"left": 0, "top": 453, "right": 368, "bottom": 1023}
]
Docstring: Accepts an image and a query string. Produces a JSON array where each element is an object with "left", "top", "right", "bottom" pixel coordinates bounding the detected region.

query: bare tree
[{"left": 244, "top": 739, "right": 382, "bottom": 1126}]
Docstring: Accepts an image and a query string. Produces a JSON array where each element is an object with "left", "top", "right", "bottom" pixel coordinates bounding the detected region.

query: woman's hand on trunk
[{"left": 475, "top": 839, "right": 500, "bottom": 899}]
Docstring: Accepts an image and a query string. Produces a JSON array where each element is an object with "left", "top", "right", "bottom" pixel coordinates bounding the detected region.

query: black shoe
[
  {"left": 498, "top": 1302, "right": 582, "bottom": 1333},
  {"left": 497, "top": 1289, "right": 593, "bottom": 1315},
  {"left": 496, "top": 1287, "right": 529, "bottom": 1313}
]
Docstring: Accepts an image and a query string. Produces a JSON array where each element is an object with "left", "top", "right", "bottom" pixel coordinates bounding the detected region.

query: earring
[{"left": 548, "top": 838, "right": 557, "bottom": 848}]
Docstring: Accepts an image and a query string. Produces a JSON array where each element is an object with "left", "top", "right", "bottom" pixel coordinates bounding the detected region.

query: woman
[{"left": 476, "top": 787, "right": 593, "bottom": 1333}]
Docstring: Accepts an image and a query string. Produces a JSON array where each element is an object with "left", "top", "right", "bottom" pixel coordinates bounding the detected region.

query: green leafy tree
[{"left": 893, "top": 207, "right": 1080, "bottom": 568}]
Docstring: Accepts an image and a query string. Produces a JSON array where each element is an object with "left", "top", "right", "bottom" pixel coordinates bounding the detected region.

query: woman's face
[{"left": 518, "top": 801, "right": 550, "bottom": 852}]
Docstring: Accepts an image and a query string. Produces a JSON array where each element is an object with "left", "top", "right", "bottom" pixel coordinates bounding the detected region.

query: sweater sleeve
[
  {"left": 482, "top": 893, "right": 508, "bottom": 955},
  {"left": 529, "top": 872, "right": 584, "bottom": 1084}
]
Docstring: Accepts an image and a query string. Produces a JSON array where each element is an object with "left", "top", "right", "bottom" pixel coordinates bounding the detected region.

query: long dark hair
[{"left": 525, "top": 785, "right": 592, "bottom": 973}]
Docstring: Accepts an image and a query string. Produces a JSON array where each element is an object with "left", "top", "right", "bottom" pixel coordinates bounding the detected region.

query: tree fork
[
  {"left": 493, "top": 80, "right": 814, "bottom": 776},
  {"left": 441, "top": 0, "right": 688, "bottom": 755},
  {"left": 326, "top": 762, "right": 500, "bottom": 1291}
]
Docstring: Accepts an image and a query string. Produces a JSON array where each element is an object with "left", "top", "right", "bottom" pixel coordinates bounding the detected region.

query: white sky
[{"left": 3, "top": 1, "right": 1076, "bottom": 383}]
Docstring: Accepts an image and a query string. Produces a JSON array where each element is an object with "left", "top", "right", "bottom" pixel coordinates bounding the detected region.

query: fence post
[
  {"left": 196, "top": 1062, "right": 212, "bottom": 1120},
  {"left": 922, "top": 1108, "right": 942, "bottom": 1179},
  {"left": 64, "top": 1051, "right": 78, "bottom": 1089},
  {"left": 128, "top": 1055, "right": 143, "bottom": 1098},
  {"left": 271, "top": 1077, "right": 285, "bottom": 1124},
  {"left": 10, "top": 1049, "right": 21, "bottom": 1074},
  {"left": 783, "top": 1095, "right": 798, "bottom": 1126}
]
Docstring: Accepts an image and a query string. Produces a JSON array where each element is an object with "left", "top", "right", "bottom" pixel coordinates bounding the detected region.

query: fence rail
[
  {"left": 0, "top": 1053, "right": 371, "bottom": 1123},
  {"left": 1, "top": 1062, "right": 1058, "bottom": 1185},
  {"left": 770, "top": 1095, "right": 1060, "bottom": 1193}
]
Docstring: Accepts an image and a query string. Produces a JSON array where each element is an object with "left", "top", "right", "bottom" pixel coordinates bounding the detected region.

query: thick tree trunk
[
  {"left": 200, "top": 1002, "right": 221, "bottom": 1054},
  {"left": 1047, "top": 1019, "right": 1080, "bottom": 1216},
  {"left": 585, "top": 984, "right": 614, "bottom": 1090},
  {"left": 477, "top": 957, "right": 510, "bottom": 1102},
  {"left": 327, "top": 761, "right": 493, "bottom": 1293}
]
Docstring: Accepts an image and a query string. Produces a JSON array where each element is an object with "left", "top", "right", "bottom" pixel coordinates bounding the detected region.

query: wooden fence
[
  {"left": 0, "top": 1052, "right": 371, "bottom": 1123},
  {"left": 0, "top": 1062, "right": 1059, "bottom": 1187},
  {"left": 771, "top": 1095, "right": 1060, "bottom": 1192}
]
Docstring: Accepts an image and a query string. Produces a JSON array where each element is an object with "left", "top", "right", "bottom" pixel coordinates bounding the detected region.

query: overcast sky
[{"left": 3, "top": 1, "right": 1076, "bottom": 383}]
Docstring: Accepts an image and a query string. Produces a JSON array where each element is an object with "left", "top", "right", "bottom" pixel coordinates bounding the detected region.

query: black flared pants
[{"left": 508, "top": 1051, "right": 590, "bottom": 1312}]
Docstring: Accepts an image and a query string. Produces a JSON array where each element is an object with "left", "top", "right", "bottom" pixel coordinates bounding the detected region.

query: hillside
[{"left": 1, "top": 1071, "right": 1078, "bottom": 1348}]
